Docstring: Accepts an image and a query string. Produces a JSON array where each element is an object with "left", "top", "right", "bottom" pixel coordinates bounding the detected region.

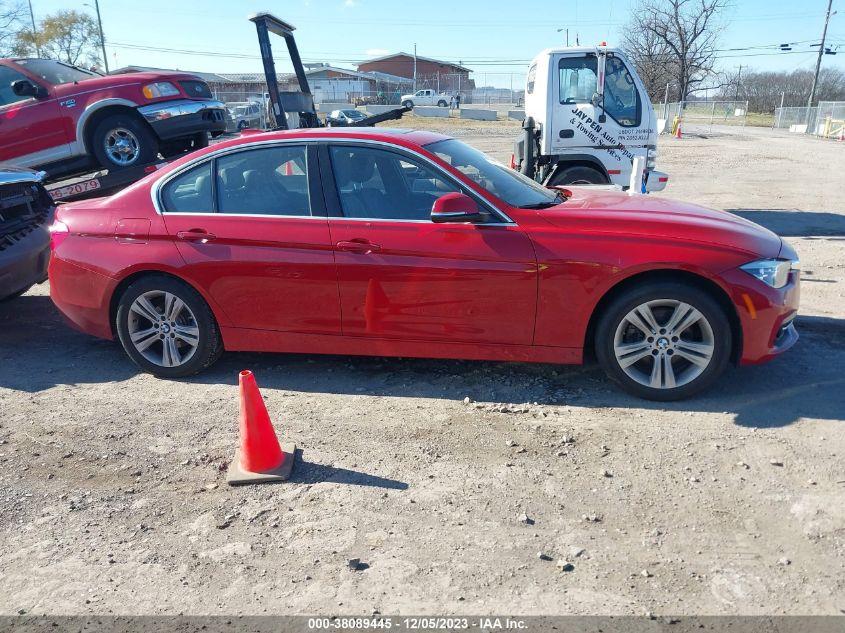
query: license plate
[{"left": 50, "top": 178, "right": 101, "bottom": 201}]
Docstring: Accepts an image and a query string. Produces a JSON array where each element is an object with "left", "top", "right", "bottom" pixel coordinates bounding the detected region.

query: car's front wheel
[
  {"left": 91, "top": 114, "right": 158, "bottom": 171},
  {"left": 595, "top": 282, "right": 732, "bottom": 401},
  {"left": 402, "top": 100, "right": 414, "bottom": 109},
  {"left": 115, "top": 275, "right": 222, "bottom": 378}
]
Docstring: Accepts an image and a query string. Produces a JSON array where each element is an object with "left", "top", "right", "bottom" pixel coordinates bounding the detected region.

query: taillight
[{"left": 49, "top": 220, "right": 69, "bottom": 250}]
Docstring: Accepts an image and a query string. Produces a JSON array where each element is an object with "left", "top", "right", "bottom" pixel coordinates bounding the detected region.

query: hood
[
  {"left": 50, "top": 71, "right": 206, "bottom": 96},
  {"left": 540, "top": 188, "right": 783, "bottom": 259}
]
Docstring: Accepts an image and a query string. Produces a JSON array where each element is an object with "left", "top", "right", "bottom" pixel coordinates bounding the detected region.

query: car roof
[{"left": 207, "top": 127, "right": 451, "bottom": 151}]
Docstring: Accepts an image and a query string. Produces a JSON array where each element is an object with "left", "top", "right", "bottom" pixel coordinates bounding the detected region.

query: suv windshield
[
  {"left": 426, "top": 138, "right": 560, "bottom": 208},
  {"left": 14, "top": 59, "right": 98, "bottom": 85}
]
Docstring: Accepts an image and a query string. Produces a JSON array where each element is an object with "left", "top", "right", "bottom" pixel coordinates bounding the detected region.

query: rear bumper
[
  {"left": 48, "top": 255, "right": 116, "bottom": 339},
  {"left": 721, "top": 268, "right": 801, "bottom": 365},
  {"left": 138, "top": 99, "right": 228, "bottom": 141},
  {"left": 0, "top": 226, "right": 50, "bottom": 299}
]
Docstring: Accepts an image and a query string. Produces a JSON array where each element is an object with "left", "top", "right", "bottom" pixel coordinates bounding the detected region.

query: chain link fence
[
  {"left": 772, "top": 101, "right": 844, "bottom": 138},
  {"left": 654, "top": 101, "right": 749, "bottom": 134}
]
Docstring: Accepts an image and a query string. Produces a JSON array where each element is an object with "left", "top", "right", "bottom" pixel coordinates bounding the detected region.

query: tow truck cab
[{"left": 514, "top": 46, "right": 668, "bottom": 192}]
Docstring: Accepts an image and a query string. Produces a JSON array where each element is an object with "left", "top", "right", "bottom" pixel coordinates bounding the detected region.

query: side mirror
[
  {"left": 11, "top": 79, "right": 46, "bottom": 99},
  {"left": 431, "top": 192, "right": 483, "bottom": 223},
  {"left": 590, "top": 92, "right": 602, "bottom": 108}
]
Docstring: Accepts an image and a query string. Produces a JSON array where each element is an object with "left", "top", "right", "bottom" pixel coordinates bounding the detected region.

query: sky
[{"left": 27, "top": 0, "right": 845, "bottom": 91}]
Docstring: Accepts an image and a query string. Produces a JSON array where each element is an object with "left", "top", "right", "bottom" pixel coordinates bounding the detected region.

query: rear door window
[
  {"left": 160, "top": 162, "right": 213, "bottom": 213},
  {"left": 215, "top": 145, "right": 310, "bottom": 216}
]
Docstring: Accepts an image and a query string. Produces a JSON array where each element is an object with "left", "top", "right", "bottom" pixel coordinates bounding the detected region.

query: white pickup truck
[{"left": 400, "top": 89, "right": 451, "bottom": 109}]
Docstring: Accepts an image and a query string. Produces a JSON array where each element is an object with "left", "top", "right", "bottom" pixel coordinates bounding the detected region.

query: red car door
[
  {"left": 323, "top": 143, "right": 537, "bottom": 345},
  {"left": 0, "top": 63, "right": 69, "bottom": 166},
  {"left": 158, "top": 143, "right": 341, "bottom": 335}
]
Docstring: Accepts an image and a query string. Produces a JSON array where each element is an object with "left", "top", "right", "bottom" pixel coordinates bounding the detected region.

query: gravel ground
[{"left": 1, "top": 120, "right": 843, "bottom": 617}]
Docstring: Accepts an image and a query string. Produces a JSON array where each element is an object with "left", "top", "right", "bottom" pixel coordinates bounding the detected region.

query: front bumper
[
  {"left": 721, "top": 267, "right": 801, "bottom": 365},
  {"left": 138, "top": 99, "right": 228, "bottom": 140},
  {"left": 0, "top": 225, "right": 50, "bottom": 299}
]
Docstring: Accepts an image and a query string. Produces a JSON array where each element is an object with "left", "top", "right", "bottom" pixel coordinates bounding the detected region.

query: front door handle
[
  {"left": 177, "top": 229, "right": 216, "bottom": 243},
  {"left": 336, "top": 239, "right": 381, "bottom": 254}
]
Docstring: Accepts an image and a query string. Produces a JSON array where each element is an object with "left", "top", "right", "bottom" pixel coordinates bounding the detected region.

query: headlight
[
  {"left": 142, "top": 82, "right": 180, "bottom": 99},
  {"left": 740, "top": 258, "right": 799, "bottom": 288}
]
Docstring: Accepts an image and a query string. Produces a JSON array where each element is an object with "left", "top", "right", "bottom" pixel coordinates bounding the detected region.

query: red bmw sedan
[{"left": 48, "top": 128, "right": 800, "bottom": 400}]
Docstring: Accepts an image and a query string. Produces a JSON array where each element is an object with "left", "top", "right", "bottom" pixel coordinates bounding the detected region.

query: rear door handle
[
  {"left": 177, "top": 229, "right": 216, "bottom": 243},
  {"left": 336, "top": 239, "right": 381, "bottom": 254}
]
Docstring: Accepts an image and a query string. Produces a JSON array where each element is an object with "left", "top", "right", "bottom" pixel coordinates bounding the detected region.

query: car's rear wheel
[
  {"left": 115, "top": 275, "right": 222, "bottom": 378},
  {"left": 402, "top": 100, "right": 414, "bottom": 109},
  {"left": 595, "top": 282, "right": 731, "bottom": 401},
  {"left": 549, "top": 165, "right": 607, "bottom": 186},
  {"left": 91, "top": 114, "right": 158, "bottom": 170}
]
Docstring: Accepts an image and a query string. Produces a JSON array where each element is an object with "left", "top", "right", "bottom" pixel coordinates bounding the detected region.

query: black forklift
[{"left": 249, "top": 12, "right": 411, "bottom": 130}]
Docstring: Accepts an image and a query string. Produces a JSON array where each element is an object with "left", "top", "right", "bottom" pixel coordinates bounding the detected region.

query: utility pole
[
  {"left": 807, "top": 0, "right": 834, "bottom": 108},
  {"left": 93, "top": 0, "right": 109, "bottom": 73},
  {"left": 413, "top": 43, "right": 417, "bottom": 92},
  {"left": 735, "top": 64, "right": 742, "bottom": 101},
  {"left": 27, "top": 0, "right": 40, "bottom": 57}
]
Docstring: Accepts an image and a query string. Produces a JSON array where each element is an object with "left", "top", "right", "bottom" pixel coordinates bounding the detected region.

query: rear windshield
[{"left": 15, "top": 59, "right": 99, "bottom": 85}]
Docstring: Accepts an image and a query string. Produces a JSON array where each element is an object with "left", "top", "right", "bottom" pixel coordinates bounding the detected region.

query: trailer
[
  {"left": 44, "top": 161, "right": 168, "bottom": 203},
  {"left": 249, "top": 12, "right": 410, "bottom": 130}
]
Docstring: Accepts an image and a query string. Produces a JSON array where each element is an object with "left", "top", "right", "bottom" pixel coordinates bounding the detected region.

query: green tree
[{"left": 14, "top": 10, "right": 102, "bottom": 68}]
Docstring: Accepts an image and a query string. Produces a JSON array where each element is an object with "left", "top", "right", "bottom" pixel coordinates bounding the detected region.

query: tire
[
  {"left": 594, "top": 282, "right": 732, "bottom": 401},
  {"left": 549, "top": 165, "right": 607, "bottom": 186},
  {"left": 115, "top": 275, "right": 223, "bottom": 378},
  {"left": 90, "top": 114, "right": 158, "bottom": 171},
  {"left": 437, "top": 100, "right": 448, "bottom": 108},
  {"left": 193, "top": 131, "right": 209, "bottom": 149},
  {"left": 237, "top": 120, "right": 248, "bottom": 131},
  {"left": 402, "top": 100, "right": 414, "bottom": 109}
]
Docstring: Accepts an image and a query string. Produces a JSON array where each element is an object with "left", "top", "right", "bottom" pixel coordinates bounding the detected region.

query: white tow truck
[{"left": 513, "top": 44, "right": 668, "bottom": 192}]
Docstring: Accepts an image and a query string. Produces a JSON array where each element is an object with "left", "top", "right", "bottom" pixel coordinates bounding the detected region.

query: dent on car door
[
  {"left": 322, "top": 143, "right": 538, "bottom": 345},
  {"left": 159, "top": 143, "right": 341, "bottom": 334}
]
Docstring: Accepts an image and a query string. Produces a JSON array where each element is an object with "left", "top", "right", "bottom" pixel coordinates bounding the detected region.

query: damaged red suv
[{"left": 48, "top": 128, "right": 800, "bottom": 400}]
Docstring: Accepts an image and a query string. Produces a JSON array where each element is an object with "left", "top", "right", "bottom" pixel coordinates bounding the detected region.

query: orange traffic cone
[
  {"left": 226, "top": 370, "right": 296, "bottom": 485},
  {"left": 674, "top": 122, "right": 682, "bottom": 139}
]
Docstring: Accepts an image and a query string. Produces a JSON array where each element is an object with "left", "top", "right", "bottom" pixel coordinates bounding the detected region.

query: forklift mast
[
  {"left": 249, "top": 12, "right": 321, "bottom": 129},
  {"left": 249, "top": 12, "right": 410, "bottom": 131}
]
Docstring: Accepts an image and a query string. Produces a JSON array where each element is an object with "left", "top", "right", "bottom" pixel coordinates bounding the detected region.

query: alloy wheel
[
  {"left": 104, "top": 127, "right": 141, "bottom": 166},
  {"left": 613, "top": 299, "right": 715, "bottom": 389},
  {"left": 127, "top": 290, "right": 200, "bottom": 368}
]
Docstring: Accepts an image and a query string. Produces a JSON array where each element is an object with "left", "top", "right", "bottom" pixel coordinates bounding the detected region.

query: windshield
[
  {"left": 425, "top": 138, "right": 560, "bottom": 208},
  {"left": 15, "top": 59, "right": 99, "bottom": 85},
  {"left": 343, "top": 110, "right": 364, "bottom": 118}
]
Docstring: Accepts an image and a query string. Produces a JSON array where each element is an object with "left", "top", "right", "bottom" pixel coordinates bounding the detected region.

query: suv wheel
[
  {"left": 115, "top": 275, "right": 222, "bottom": 378},
  {"left": 595, "top": 282, "right": 731, "bottom": 401},
  {"left": 91, "top": 114, "right": 158, "bottom": 170}
]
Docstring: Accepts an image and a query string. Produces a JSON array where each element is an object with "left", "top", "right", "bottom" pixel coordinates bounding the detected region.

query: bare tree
[
  {"left": 0, "top": 0, "right": 26, "bottom": 56},
  {"left": 719, "top": 67, "right": 845, "bottom": 113},
  {"left": 14, "top": 10, "right": 102, "bottom": 67},
  {"left": 624, "top": 0, "right": 727, "bottom": 102}
]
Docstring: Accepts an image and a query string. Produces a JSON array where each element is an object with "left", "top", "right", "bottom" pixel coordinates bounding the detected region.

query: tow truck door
[{"left": 550, "top": 51, "right": 651, "bottom": 185}]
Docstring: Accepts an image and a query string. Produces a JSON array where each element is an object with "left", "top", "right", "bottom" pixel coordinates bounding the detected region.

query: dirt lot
[{"left": 1, "top": 120, "right": 844, "bottom": 617}]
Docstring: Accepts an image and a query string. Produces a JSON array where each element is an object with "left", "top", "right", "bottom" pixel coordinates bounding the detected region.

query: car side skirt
[{"left": 221, "top": 327, "right": 583, "bottom": 365}]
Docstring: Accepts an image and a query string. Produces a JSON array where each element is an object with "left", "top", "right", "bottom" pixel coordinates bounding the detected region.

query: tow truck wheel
[
  {"left": 402, "top": 100, "right": 414, "bottom": 109},
  {"left": 91, "top": 114, "right": 158, "bottom": 171},
  {"left": 548, "top": 165, "right": 607, "bottom": 186}
]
